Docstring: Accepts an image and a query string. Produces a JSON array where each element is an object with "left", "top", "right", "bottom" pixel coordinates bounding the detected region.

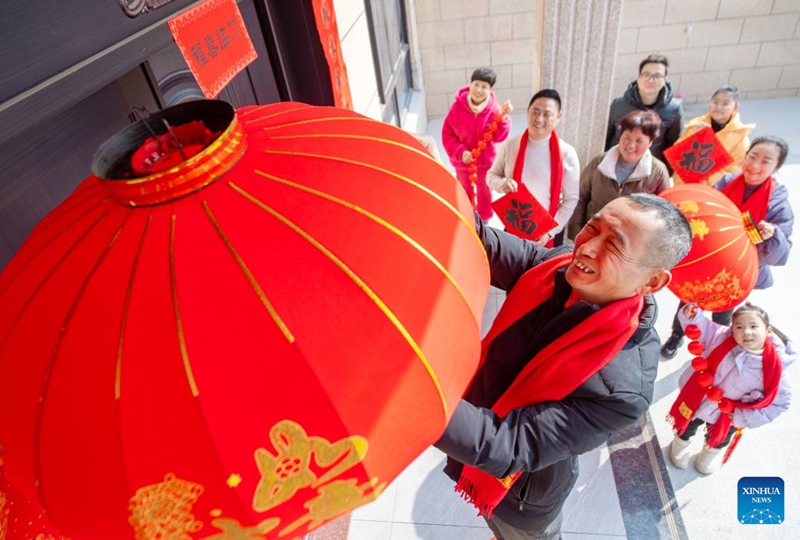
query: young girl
[
  {"left": 662, "top": 136, "right": 794, "bottom": 359},
  {"left": 441, "top": 67, "right": 512, "bottom": 221},
  {"left": 672, "top": 84, "right": 754, "bottom": 186},
  {"left": 668, "top": 303, "right": 795, "bottom": 474}
]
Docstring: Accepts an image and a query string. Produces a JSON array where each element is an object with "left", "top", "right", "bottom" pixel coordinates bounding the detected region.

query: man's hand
[
  {"left": 498, "top": 177, "right": 518, "bottom": 193},
  {"left": 461, "top": 150, "right": 474, "bottom": 164},
  {"left": 533, "top": 232, "right": 551, "bottom": 247}
]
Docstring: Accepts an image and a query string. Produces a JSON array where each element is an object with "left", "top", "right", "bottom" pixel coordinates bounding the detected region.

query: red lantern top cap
[{"left": 92, "top": 100, "right": 246, "bottom": 206}]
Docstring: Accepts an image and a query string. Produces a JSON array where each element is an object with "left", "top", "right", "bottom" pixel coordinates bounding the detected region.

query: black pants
[
  {"left": 671, "top": 302, "right": 733, "bottom": 337},
  {"left": 678, "top": 417, "right": 736, "bottom": 448}
]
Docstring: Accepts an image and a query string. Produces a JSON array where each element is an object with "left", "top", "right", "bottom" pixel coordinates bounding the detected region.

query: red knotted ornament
[
  {"left": 465, "top": 103, "right": 510, "bottom": 208},
  {"left": 688, "top": 340, "right": 705, "bottom": 356}
]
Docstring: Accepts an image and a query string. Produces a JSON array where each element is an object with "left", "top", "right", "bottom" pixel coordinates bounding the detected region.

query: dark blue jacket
[{"left": 435, "top": 220, "right": 660, "bottom": 529}]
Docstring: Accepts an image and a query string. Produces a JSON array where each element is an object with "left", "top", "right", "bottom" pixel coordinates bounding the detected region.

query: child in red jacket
[{"left": 442, "top": 67, "right": 512, "bottom": 221}]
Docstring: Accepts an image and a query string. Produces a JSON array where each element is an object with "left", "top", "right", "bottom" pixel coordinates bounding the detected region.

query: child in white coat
[{"left": 668, "top": 303, "right": 794, "bottom": 474}]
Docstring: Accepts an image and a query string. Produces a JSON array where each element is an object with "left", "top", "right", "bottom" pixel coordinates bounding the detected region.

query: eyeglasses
[
  {"left": 639, "top": 72, "right": 665, "bottom": 81},
  {"left": 529, "top": 109, "right": 555, "bottom": 120}
]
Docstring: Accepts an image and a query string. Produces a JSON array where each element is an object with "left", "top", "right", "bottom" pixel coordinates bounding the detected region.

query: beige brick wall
[
  {"left": 614, "top": 0, "right": 800, "bottom": 104},
  {"left": 414, "top": 0, "right": 542, "bottom": 117}
]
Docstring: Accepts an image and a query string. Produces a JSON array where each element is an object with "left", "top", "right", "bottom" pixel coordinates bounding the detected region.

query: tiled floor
[{"left": 344, "top": 97, "right": 800, "bottom": 540}]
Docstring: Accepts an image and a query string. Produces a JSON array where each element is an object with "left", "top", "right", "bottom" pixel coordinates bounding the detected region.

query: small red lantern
[
  {"left": 0, "top": 101, "right": 489, "bottom": 538},
  {"left": 660, "top": 184, "right": 759, "bottom": 312},
  {"left": 718, "top": 398, "right": 735, "bottom": 414},
  {"left": 691, "top": 356, "right": 709, "bottom": 372},
  {"left": 688, "top": 340, "right": 705, "bottom": 356},
  {"left": 707, "top": 386, "right": 724, "bottom": 402},
  {"left": 697, "top": 372, "right": 715, "bottom": 388},
  {"left": 685, "top": 324, "right": 702, "bottom": 340}
]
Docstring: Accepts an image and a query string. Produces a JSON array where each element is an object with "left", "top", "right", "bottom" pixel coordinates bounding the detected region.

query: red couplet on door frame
[{"left": 168, "top": 0, "right": 258, "bottom": 99}]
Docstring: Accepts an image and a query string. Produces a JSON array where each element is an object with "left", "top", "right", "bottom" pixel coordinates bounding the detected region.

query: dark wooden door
[
  {"left": 0, "top": 0, "right": 281, "bottom": 270},
  {"left": 0, "top": 67, "right": 159, "bottom": 268}
]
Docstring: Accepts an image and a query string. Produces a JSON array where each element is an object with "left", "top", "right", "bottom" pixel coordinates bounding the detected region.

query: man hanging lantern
[
  {"left": 0, "top": 100, "right": 489, "bottom": 539},
  {"left": 660, "top": 183, "right": 760, "bottom": 312}
]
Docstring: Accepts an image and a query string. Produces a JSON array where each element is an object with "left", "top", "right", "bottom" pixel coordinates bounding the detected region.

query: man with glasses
[
  {"left": 488, "top": 89, "right": 580, "bottom": 247},
  {"left": 606, "top": 54, "right": 684, "bottom": 175}
]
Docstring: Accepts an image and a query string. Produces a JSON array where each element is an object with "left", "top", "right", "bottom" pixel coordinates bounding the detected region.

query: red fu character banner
[
  {"left": 168, "top": 0, "right": 258, "bottom": 99},
  {"left": 491, "top": 184, "right": 558, "bottom": 241},
  {"left": 311, "top": 0, "right": 353, "bottom": 109},
  {"left": 664, "top": 127, "right": 734, "bottom": 184}
]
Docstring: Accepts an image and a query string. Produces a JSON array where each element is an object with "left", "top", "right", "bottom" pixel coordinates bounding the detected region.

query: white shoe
[
  {"left": 669, "top": 436, "right": 693, "bottom": 469},
  {"left": 695, "top": 445, "right": 723, "bottom": 475}
]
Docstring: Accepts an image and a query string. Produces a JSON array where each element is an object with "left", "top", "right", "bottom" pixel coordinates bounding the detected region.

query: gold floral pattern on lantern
[
  {"left": 200, "top": 517, "right": 280, "bottom": 539},
  {"left": 689, "top": 218, "right": 710, "bottom": 241},
  {"left": 678, "top": 201, "right": 699, "bottom": 216},
  {"left": 252, "top": 420, "right": 367, "bottom": 513},
  {"left": 674, "top": 267, "right": 745, "bottom": 311},
  {"left": 279, "top": 478, "right": 385, "bottom": 537},
  {"left": 128, "top": 473, "right": 205, "bottom": 540}
]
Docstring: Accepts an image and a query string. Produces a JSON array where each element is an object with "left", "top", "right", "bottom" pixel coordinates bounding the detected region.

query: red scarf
[
  {"left": 455, "top": 254, "right": 644, "bottom": 516},
  {"left": 720, "top": 174, "right": 774, "bottom": 224},
  {"left": 512, "top": 130, "right": 563, "bottom": 247},
  {"left": 668, "top": 335, "right": 782, "bottom": 450}
]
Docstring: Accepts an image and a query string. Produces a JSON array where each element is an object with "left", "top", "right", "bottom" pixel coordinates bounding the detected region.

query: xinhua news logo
[{"left": 738, "top": 477, "right": 784, "bottom": 525}]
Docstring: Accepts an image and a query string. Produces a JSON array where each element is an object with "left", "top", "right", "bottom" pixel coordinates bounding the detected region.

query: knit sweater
[{"left": 487, "top": 133, "right": 580, "bottom": 236}]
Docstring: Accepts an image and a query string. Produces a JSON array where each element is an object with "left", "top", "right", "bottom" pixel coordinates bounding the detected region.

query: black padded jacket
[
  {"left": 605, "top": 81, "right": 684, "bottom": 175},
  {"left": 435, "top": 220, "right": 660, "bottom": 530}
]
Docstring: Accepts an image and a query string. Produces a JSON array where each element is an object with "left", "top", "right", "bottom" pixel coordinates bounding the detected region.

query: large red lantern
[
  {"left": 0, "top": 101, "right": 489, "bottom": 539},
  {"left": 660, "top": 184, "right": 760, "bottom": 311}
]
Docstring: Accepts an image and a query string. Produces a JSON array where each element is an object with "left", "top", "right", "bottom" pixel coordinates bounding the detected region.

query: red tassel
[
  {"left": 455, "top": 476, "right": 494, "bottom": 517},
  {"left": 722, "top": 429, "right": 744, "bottom": 465}
]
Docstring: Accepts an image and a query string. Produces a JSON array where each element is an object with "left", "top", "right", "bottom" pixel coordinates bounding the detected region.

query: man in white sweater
[{"left": 487, "top": 89, "right": 580, "bottom": 247}]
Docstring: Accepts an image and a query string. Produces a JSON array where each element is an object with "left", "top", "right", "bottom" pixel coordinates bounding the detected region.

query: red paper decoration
[
  {"left": 491, "top": 183, "right": 558, "bottom": 241},
  {"left": 660, "top": 184, "right": 759, "bottom": 312},
  {"left": 0, "top": 101, "right": 489, "bottom": 538},
  {"left": 663, "top": 126, "right": 734, "bottom": 184}
]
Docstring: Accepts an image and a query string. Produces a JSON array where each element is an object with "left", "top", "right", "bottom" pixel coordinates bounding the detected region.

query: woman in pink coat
[{"left": 441, "top": 67, "right": 512, "bottom": 220}]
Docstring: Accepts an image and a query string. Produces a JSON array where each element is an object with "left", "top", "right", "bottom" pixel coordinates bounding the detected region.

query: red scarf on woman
[
  {"left": 668, "top": 335, "right": 782, "bottom": 449},
  {"left": 512, "top": 130, "right": 563, "bottom": 247},
  {"left": 455, "top": 254, "right": 644, "bottom": 516},
  {"left": 720, "top": 174, "right": 774, "bottom": 224}
]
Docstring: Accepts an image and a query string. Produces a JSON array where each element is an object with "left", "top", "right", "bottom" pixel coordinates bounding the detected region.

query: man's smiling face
[{"left": 566, "top": 198, "right": 664, "bottom": 306}]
